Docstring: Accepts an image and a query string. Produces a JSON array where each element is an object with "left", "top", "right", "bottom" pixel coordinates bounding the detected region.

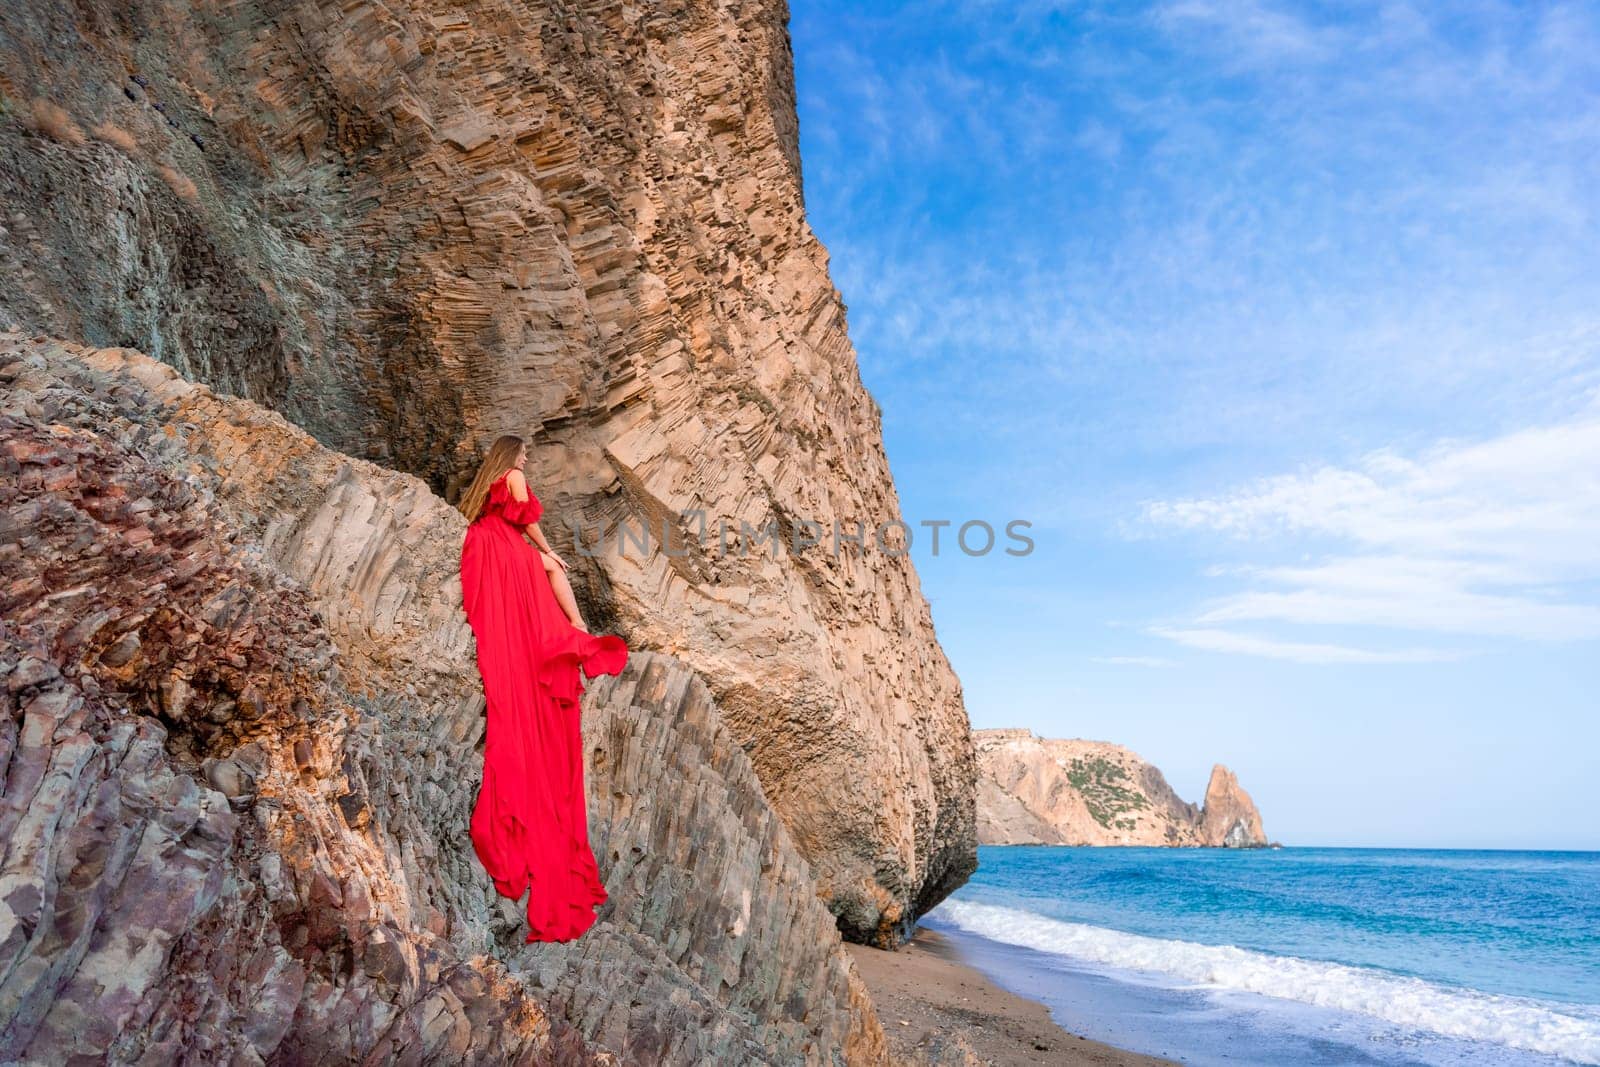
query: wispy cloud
[
  {"left": 1143, "top": 404, "right": 1600, "bottom": 658},
  {"left": 1092, "top": 655, "right": 1178, "bottom": 668},
  {"left": 1150, "top": 627, "right": 1459, "bottom": 665},
  {"left": 1153, "top": 0, "right": 1344, "bottom": 67},
  {"left": 796, "top": 0, "right": 1600, "bottom": 532},
  {"left": 796, "top": 0, "right": 1600, "bottom": 629},
  {"left": 1145, "top": 407, "right": 1600, "bottom": 574},
  {"left": 1191, "top": 558, "right": 1600, "bottom": 642}
]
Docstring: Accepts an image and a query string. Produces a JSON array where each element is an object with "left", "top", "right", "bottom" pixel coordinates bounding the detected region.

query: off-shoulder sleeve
[
  {"left": 502, "top": 492, "right": 541, "bottom": 526},
  {"left": 488, "top": 475, "right": 541, "bottom": 525}
]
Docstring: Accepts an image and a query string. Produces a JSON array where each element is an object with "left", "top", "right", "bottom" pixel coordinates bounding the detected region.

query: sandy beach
[{"left": 847, "top": 926, "right": 1172, "bottom": 1066}]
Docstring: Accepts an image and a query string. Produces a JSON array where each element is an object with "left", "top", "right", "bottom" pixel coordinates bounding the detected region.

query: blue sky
[{"left": 789, "top": 0, "right": 1600, "bottom": 849}]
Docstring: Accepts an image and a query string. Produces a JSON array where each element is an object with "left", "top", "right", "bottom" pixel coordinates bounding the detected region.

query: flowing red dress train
[{"left": 460, "top": 471, "right": 627, "bottom": 942}]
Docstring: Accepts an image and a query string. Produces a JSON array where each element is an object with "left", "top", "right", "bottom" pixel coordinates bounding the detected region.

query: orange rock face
[
  {"left": 1, "top": 334, "right": 891, "bottom": 1064},
  {"left": 974, "top": 729, "right": 1269, "bottom": 848},
  {"left": 0, "top": 0, "right": 974, "bottom": 943},
  {"left": 1200, "top": 764, "right": 1270, "bottom": 848}
]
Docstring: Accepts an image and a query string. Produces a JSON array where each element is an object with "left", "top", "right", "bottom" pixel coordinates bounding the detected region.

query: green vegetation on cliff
[{"left": 1066, "top": 757, "right": 1150, "bottom": 831}]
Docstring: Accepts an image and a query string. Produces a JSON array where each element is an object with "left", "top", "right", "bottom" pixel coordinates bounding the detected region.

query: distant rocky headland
[{"left": 974, "top": 728, "right": 1270, "bottom": 848}]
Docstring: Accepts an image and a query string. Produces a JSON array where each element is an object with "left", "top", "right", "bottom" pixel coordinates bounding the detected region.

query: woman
[{"left": 457, "top": 434, "right": 628, "bottom": 942}]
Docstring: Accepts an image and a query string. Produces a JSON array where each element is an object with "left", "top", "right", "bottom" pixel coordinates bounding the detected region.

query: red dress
[{"left": 460, "top": 471, "right": 627, "bottom": 942}]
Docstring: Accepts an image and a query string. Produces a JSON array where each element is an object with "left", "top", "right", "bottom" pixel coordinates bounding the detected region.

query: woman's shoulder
[
  {"left": 486, "top": 468, "right": 515, "bottom": 497},
  {"left": 481, "top": 467, "right": 541, "bottom": 524}
]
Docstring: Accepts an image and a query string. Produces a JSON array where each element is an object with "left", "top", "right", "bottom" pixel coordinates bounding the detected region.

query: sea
[{"left": 920, "top": 847, "right": 1600, "bottom": 1065}]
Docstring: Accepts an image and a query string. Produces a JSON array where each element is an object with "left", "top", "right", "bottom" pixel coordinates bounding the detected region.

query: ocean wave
[{"left": 933, "top": 898, "right": 1600, "bottom": 1064}]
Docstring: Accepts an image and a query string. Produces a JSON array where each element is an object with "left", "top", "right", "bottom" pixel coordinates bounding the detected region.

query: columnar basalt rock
[
  {"left": 538, "top": 653, "right": 889, "bottom": 1064},
  {"left": 0, "top": 366, "right": 604, "bottom": 1064},
  {"left": 0, "top": 335, "right": 889, "bottom": 1064},
  {"left": 0, "top": 0, "right": 975, "bottom": 946},
  {"left": 973, "top": 729, "right": 1269, "bottom": 848}
]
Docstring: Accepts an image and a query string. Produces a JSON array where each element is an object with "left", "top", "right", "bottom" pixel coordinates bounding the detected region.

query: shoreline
[{"left": 846, "top": 926, "right": 1172, "bottom": 1066}]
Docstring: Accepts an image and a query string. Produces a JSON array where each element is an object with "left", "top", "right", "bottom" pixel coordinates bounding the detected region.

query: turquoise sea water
[{"left": 922, "top": 847, "right": 1600, "bottom": 1065}]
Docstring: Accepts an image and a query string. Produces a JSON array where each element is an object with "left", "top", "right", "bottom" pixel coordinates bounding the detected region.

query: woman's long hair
[{"left": 457, "top": 434, "right": 526, "bottom": 523}]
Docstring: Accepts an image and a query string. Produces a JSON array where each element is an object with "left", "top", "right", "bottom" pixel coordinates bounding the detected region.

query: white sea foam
[{"left": 933, "top": 898, "right": 1600, "bottom": 1065}]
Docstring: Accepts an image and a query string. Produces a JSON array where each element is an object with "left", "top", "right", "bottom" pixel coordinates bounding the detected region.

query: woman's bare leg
[{"left": 542, "top": 553, "right": 588, "bottom": 631}]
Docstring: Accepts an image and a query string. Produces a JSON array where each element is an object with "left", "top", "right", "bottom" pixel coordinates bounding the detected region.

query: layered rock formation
[
  {"left": 974, "top": 729, "right": 1268, "bottom": 848},
  {"left": 0, "top": 0, "right": 973, "bottom": 947},
  {"left": 1196, "top": 765, "right": 1269, "bottom": 849},
  {"left": 0, "top": 335, "right": 887, "bottom": 1063}
]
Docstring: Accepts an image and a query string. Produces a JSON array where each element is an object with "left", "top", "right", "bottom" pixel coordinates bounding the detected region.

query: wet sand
[{"left": 846, "top": 926, "right": 1173, "bottom": 1066}]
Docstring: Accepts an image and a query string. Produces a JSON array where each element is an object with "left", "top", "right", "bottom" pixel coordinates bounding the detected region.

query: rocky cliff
[
  {"left": 0, "top": 335, "right": 891, "bottom": 1063},
  {"left": 0, "top": 0, "right": 974, "bottom": 946},
  {"left": 974, "top": 729, "right": 1268, "bottom": 848}
]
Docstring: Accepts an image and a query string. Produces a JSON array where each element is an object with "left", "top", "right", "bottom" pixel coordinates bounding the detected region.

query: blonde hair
[{"left": 457, "top": 434, "right": 525, "bottom": 523}]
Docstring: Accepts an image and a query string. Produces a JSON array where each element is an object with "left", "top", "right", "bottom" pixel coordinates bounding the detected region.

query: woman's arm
[
  {"left": 505, "top": 467, "right": 533, "bottom": 504},
  {"left": 505, "top": 468, "right": 564, "bottom": 564},
  {"left": 525, "top": 520, "right": 553, "bottom": 552}
]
